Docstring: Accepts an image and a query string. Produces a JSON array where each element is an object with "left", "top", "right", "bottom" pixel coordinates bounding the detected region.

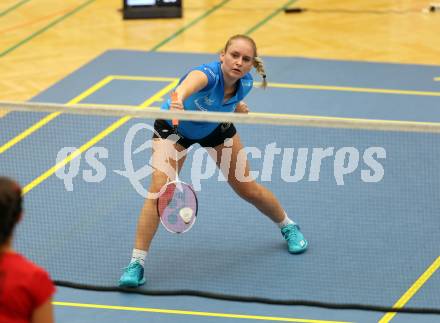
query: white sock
[
  {"left": 277, "top": 212, "right": 295, "bottom": 229},
  {"left": 130, "top": 249, "right": 147, "bottom": 267}
]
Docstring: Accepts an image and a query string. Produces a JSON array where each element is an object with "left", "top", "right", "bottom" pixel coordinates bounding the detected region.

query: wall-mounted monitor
[{"left": 123, "top": 0, "right": 182, "bottom": 19}]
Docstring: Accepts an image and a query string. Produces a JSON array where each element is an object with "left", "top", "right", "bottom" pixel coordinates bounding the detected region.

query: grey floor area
[{"left": 2, "top": 51, "right": 439, "bottom": 322}]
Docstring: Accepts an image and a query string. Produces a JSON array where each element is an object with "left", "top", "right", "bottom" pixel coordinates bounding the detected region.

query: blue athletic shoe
[
  {"left": 281, "top": 224, "right": 308, "bottom": 254},
  {"left": 119, "top": 261, "right": 146, "bottom": 287}
]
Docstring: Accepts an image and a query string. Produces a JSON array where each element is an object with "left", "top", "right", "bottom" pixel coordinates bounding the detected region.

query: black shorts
[{"left": 153, "top": 119, "right": 237, "bottom": 149}]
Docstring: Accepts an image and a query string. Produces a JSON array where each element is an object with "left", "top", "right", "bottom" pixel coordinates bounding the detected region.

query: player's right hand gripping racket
[{"left": 156, "top": 92, "right": 198, "bottom": 234}]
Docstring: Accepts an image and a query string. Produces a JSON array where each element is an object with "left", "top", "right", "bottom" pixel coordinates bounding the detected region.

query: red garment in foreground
[{"left": 0, "top": 252, "right": 55, "bottom": 323}]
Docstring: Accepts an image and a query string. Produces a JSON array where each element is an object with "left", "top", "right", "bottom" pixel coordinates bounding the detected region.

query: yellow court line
[
  {"left": 22, "top": 80, "right": 178, "bottom": 195},
  {"left": 111, "top": 75, "right": 179, "bottom": 82},
  {"left": 257, "top": 82, "right": 440, "bottom": 97},
  {"left": 53, "top": 301, "right": 352, "bottom": 323},
  {"left": 378, "top": 256, "right": 440, "bottom": 323},
  {"left": 0, "top": 76, "right": 114, "bottom": 155}
]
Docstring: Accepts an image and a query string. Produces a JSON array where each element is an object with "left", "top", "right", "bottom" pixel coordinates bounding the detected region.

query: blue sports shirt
[{"left": 162, "top": 61, "right": 253, "bottom": 139}]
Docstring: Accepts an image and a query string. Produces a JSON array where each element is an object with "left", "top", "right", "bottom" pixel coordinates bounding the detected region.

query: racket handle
[{"left": 171, "top": 92, "right": 179, "bottom": 127}]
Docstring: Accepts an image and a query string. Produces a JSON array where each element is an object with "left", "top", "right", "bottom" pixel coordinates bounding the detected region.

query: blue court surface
[{"left": 1, "top": 51, "right": 439, "bottom": 323}]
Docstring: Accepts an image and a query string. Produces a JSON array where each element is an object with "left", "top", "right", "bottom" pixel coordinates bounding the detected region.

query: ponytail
[{"left": 253, "top": 56, "right": 267, "bottom": 89}]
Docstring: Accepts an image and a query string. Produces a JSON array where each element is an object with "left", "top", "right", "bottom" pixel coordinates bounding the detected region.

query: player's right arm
[{"left": 171, "top": 70, "right": 209, "bottom": 110}]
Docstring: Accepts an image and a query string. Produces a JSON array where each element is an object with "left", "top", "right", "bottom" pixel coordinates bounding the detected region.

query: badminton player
[{"left": 119, "top": 34, "right": 308, "bottom": 287}]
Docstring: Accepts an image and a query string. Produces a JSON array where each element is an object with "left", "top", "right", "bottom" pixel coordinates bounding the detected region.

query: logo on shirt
[
  {"left": 204, "top": 67, "right": 216, "bottom": 79},
  {"left": 194, "top": 98, "right": 208, "bottom": 111},
  {"left": 241, "top": 79, "right": 252, "bottom": 87},
  {"left": 203, "top": 96, "right": 215, "bottom": 106}
]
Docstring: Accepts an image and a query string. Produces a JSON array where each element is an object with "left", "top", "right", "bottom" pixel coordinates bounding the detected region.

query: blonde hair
[{"left": 223, "top": 35, "right": 267, "bottom": 89}]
